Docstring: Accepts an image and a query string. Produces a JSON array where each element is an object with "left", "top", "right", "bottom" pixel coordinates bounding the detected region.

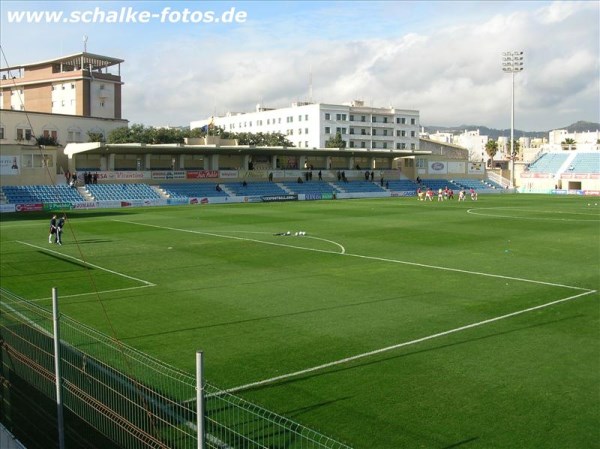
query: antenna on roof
[
  {"left": 309, "top": 65, "right": 313, "bottom": 103},
  {"left": 83, "top": 35, "right": 88, "bottom": 53}
]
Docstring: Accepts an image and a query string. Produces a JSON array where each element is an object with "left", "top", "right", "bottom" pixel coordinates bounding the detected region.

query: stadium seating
[
  {"left": 420, "top": 179, "right": 462, "bottom": 191},
  {"left": 332, "top": 181, "right": 386, "bottom": 193},
  {"left": 226, "top": 182, "right": 288, "bottom": 196},
  {"left": 569, "top": 153, "right": 600, "bottom": 173},
  {"left": 281, "top": 181, "right": 339, "bottom": 195},
  {"left": 386, "top": 180, "right": 419, "bottom": 191},
  {"left": 1, "top": 185, "right": 86, "bottom": 203},
  {"left": 528, "top": 153, "right": 569, "bottom": 173},
  {"left": 160, "top": 183, "right": 229, "bottom": 198},
  {"left": 85, "top": 184, "right": 163, "bottom": 201}
]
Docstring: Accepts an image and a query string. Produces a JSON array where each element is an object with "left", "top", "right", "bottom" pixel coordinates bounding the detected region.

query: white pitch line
[
  {"left": 467, "top": 207, "right": 600, "bottom": 222},
  {"left": 28, "top": 285, "right": 154, "bottom": 302},
  {"left": 17, "top": 241, "right": 156, "bottom": 286},
  {"left": 114, "top": 220, "right": 346, "bottom": 254},
  {"left": 114, "top": 220, "right": 588, "bottom": 291},
  {"left": 217, "top": 288, "right": 597, "bottom": 396}
]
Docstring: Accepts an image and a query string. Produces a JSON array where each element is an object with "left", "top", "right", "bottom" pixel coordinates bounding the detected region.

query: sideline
[
  {"left": 217, "top": 288, "right": 597, "bottom": 396},
  {"left": 16, "top": 241, "right": 156, "bottom": 299}
]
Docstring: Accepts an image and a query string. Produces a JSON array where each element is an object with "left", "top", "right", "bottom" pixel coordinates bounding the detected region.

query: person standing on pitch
[
  {"left": 55, "top": 215, "right": 66, "bottom": 245},
  {"left": 49, "top": 214, "right": 57, "bottom": 243}
]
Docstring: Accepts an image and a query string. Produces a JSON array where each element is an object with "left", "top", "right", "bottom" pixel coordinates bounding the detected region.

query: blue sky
[{"left": 1, "top": 1, "right": 599, "bottom": 131}]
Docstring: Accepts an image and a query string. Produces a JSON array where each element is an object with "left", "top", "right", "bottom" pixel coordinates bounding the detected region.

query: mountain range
[{"left": 422, "top": 121, "right": 600, "bottom": 140}]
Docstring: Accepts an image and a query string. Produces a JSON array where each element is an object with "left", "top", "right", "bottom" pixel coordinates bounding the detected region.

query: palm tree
[
  {"left": 561, "top": 138, "right": 576, "bottom": 150},
  {"left": 485, "top": 140, "right": 499, "bottom": 166}
]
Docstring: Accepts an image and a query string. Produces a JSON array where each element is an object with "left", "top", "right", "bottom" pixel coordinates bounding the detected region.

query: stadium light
[{"left": 502, "top": 51, "right": 524, "bottom": 188}]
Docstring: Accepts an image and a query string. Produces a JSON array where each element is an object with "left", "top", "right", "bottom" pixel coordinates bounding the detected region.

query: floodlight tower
[{"left": 502, "top": 51, "right": 524, "bottom": 188}]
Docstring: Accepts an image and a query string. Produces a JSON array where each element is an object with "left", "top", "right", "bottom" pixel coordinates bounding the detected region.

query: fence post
[
  {"left": 52, "top": 287, "right": 65, "bottom": 449},
  {"left": 196, "top": 351, "right": 205, "bottom": 449}
]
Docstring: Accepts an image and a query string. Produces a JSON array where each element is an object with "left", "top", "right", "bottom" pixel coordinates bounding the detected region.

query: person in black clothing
[{"left": 55, "top": 215, "right": 66, "bottom": 245}]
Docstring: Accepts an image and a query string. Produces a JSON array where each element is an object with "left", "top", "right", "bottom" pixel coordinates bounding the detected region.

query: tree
[
  {"left": 36, "top": 135, "right": 58, "bottom": 146},
  {"left": 485, "top": 139, "right": 498, "bottom": 166},
  {"left": 87, "top": 131, "right": 105, "bottom": 143},
  {"left": 325, "top": 132, "right": 346, "bottom": 148},
  {"left": 561, "top": 138, "right": 576, "bottom": 150},
  {"left": 508, "top": 140, "right": 520, "bottom": 159}
]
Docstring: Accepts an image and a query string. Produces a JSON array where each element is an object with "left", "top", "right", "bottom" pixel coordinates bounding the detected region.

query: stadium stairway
[
  {"left": 77, "top": 186, "right": 95, "bottom": 201},
  {"left": 557, "top": 153, "right": 578, "bottom": 176}
]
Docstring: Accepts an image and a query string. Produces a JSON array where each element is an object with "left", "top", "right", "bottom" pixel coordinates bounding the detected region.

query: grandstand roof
[{"left": 64, "top": 142, "right": 431, "bottom": 159}]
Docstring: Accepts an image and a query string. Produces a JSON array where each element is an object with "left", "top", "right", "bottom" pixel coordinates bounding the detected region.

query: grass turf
[{"left": 1, "top": 194, "right": 599, "bottom": 448}]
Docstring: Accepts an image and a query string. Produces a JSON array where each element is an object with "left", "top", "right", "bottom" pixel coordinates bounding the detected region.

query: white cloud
[{"left": 6, "top": 1, "right": 592, "bottom": 131}]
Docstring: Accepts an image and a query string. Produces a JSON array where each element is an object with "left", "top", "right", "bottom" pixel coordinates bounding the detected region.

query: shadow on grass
[
  {"left": 118, "top": 292, "right": 432, "bottom": 342},
  {"left": 442, "top": 437, "right": 480, "bottom": 448}
]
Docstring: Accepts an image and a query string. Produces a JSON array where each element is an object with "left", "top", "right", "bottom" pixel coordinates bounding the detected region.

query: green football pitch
[{"left": 1, "top": 194, "right": 599, "bottom": 449}]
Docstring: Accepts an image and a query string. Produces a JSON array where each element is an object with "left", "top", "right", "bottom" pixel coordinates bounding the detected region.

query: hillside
[{"left": 423, "top": 121, "right": 600, "bottom": 140}]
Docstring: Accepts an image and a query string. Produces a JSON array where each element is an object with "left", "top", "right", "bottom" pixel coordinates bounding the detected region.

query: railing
[{"left": 0, "top": 287, "right": 352, "bottom": 449}]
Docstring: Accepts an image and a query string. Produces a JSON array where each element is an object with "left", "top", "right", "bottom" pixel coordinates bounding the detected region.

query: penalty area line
[
  {"left": 114, "top": 220, "right": 587, "bottom": 291},
  {"left": 17, "top": 241, "right": 156, "bottom": 287},
  {"left": 215, "top": 288, "right": 597, "bottom": 397}
]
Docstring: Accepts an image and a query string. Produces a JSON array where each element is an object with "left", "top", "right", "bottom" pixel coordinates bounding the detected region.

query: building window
[
  {"left": 349, "top": 141, "right": 355, "bottom": 148},
  {"left": 0, "top": 127, "right": 4, "bottom": 139},
  {"left": 401, "top": 117, "right": 406, "bottom": 124},
  {"left": 71, "top": 83, "right": 75, "bottom": 89},
  {"left": 372, "top": 142, "right": 377, "bottom": 148},
  {"left": 411, "top": 143, "right": 416, "bottom": 150},
  {"left": 383, "top": 130, "right": 388, "bottom": 136},
  {"left": 383, "top": 117, "right": 388, "bottom": 123},
  {"left": 401, "top": 130, "right": 406, "bottom": 137},
  {"left": 298, "top": 115, "right": 302, "bottom": 121},
  {"left": 360, "top": 141, "right": 366, "bottom": 148},
  {"left": 361, "top": 129, "right": 367, "bottom": 135},
  {"left": 396, "top": 143, "right": 401, "bottom": 149},
  {"left": 361, "top": 115, "right": 366, "bottom": 122},
  {"left": 336, "top": 127, "right": 346, "bottom": 134},
  {"left": 349, "top": 115, "right": 354, "bottom": 121},
  {"left": 21, "top": 129, "right": 32, "bottom": 140},
  {"left": 401, "top": 143, "right": 406, "bottom": 149},
  {"left": 411, "top": 118, "right": 416, "bottom": 125},
  {"left": 325, "top": 126, "right": 331, "bottom": 134},
  {"left": 298, "top": 128, "right": 302, "bottom": 135},
  {"left": 411, "top": 131, "right": 416, "bottom": 137},
  {"left": 349, "top": 128, "right": 355, "bottom": 135},
  {"left": 305, "top": 114, "right": 308, "bottom": 120},
  {"left": 325, "top": 113, "right": 331, "bottom": 120},
  {"left": 396, "top": 130, "right": 401, "bottom": 137},
  {"left": 396, "top": 117, "right": 400, "bottom": 124},
  {"left": 267, "top": 119, "right": 270, "bottom": 125},
  {"left": 100, "top": 101, "right": 105, "bottom": 107},
  {"left": 305, "top": 141, "right": 309, "bottom": 147},
  {"left": 373, "top": 129, "right": 377, "bottom": 136},
  {"left": 383, "top": 142, "right": 388, "bottom": 149},
  {"left": 305, "top": 128, "right": 308, "bottom": 134}
]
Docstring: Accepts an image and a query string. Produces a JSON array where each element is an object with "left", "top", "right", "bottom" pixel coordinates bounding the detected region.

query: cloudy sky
[{"left": 1, "top": 1, "right": 598, "bottom": 131}]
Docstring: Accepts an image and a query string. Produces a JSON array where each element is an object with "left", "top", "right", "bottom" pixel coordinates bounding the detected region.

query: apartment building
[
  {"left": 0, "top": 52, "right": 123, "bottom": 119},
  {"left": 190, "top": 100, "right": 420, "bottom": 151}
]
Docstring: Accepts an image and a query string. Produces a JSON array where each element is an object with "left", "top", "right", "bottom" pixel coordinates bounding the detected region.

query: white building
[
  {"left": 548, "top": 129, "right": 600, "bottom": 146},
  {"left": 190, "top": 100, "right": 420, "bottom": 151}
]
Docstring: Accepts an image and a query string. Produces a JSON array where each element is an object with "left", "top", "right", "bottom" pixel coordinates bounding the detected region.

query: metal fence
[{"left": 0, "top": 287, "right": 352, "bottom": 449}]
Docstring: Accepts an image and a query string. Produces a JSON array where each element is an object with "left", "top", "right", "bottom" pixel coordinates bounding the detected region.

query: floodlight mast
[{"left": 502, "top": 51, "right": 524, "bottom": 188}]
